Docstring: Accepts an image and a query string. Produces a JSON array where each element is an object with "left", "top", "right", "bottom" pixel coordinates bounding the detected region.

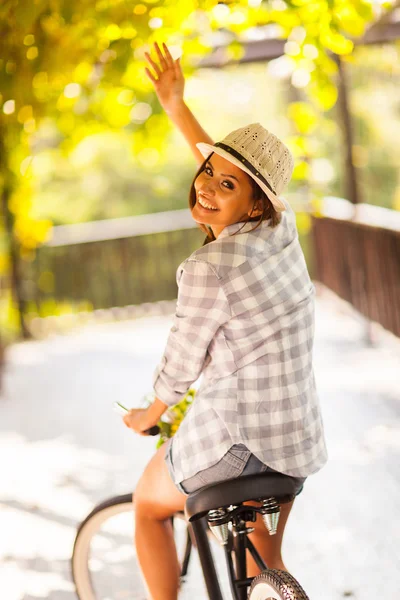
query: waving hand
[{"left": 144, "top": 42, "right": 185, "bottom": 114}]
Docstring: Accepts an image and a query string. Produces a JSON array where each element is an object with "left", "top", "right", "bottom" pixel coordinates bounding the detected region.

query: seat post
[{"left": 189, "top": 517, "right": 224, "bottom": 600}]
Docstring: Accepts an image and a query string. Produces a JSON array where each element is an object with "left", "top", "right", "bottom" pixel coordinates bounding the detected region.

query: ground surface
[{"left": 1, "top": 288, "right": 399, "bottom": 599}]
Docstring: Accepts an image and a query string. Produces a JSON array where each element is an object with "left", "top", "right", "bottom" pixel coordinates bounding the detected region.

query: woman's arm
[
  {"left": 151, "top": 259, "right": 231, "bottom": 407},
  {"left": 168, "top": 100, "right": 214, "bottom": 166},
  {"left": 145, "top": 41, "right": 214, "bottom": 166}
]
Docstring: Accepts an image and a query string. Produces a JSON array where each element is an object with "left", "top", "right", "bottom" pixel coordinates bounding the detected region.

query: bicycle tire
[
  {"left": 71, "top": 493, "right": 187, "bottom": 600},
  {"left": 248, "top": 568, "right": 310, "bottom": 600}
]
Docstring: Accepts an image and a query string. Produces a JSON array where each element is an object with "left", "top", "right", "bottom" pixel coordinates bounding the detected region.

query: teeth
[{"left": 199, "top": 197, "right": 218, "bottom": 210}]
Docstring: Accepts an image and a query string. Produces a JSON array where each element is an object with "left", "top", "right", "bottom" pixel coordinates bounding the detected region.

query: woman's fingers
[
  {"left": 144, "top": 52, "right": 161, "bottom": 77},
  {"left": 163, "top": 43, "right": 183, "bottom": 78},
  {"left": 154, "top": 41, "right": 168, "bottom": 70},
  {"left": 162, "top": 42, "right": 174, "bottom": 68},
  {"left": 144, "top": 41, "right": 183, "bottom": 98},
  {"left": 174, "top": 55, "right": 182, "bottom": 77},
  {"left": 144, "top": 41, "right": 176, "bottom": 84},
  {"left": 144, "top": 67, "right": 157, "bottom": 84}
]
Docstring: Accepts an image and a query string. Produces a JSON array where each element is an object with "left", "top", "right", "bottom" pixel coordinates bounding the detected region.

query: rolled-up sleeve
[{"left": 152, "top": 258, "right": 231, "bottom": 406}]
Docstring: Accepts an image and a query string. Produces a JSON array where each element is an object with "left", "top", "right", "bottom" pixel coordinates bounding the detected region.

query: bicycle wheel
[
  {"left": 248, "top": 568, "right": 309, "bottom": 600},
  {"left": 71, "top": 493, "right": 189, "bottom": 600}
]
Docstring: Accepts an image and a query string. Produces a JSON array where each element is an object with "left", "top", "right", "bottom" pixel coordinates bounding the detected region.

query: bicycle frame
[{"left": 189, "top": 512, "right": 268, "bottom": 600}]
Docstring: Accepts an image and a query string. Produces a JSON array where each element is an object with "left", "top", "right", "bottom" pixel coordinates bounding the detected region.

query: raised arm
[{"left": 144, "top": 41, "right": 214, "bottom": 166}]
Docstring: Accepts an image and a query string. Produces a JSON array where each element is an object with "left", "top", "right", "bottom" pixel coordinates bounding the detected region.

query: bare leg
[
  {"left": 134, "top": 443, "right": 186, "bottom": 600},
  {"left": 244, "top": 499, "right": 294, "bottom": 576}
]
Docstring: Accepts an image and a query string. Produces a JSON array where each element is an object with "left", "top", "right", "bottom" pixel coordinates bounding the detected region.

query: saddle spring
[
  {"left": 207, "top": 507, "right": 230, "bottom": 545},
  {"left": 260, "top": 497, "right": 280, "bottom": 535},
  {"left": 207, "top": 497, "right": 280, "bottom": 545}
]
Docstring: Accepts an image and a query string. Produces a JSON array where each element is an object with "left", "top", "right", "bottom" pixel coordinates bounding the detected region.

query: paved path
[{"left": 1, "top": 288, "right": 399, "bottom": 600}]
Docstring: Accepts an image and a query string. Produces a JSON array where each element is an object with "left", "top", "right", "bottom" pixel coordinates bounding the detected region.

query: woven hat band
[{"left": 214, "top": 141, "right": 277, "bottom": 196}]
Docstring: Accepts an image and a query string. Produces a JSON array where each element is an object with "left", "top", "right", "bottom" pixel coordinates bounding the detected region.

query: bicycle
[{"left": 72, "top": 460, "right": 309, "bottom": 600}]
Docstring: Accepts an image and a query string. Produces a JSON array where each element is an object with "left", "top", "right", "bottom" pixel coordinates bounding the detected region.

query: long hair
[{"left": 188, "top": 153, "right": 282, "bottom": 246}]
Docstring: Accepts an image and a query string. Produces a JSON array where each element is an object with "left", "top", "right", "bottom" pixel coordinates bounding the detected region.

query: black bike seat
[{"left": 185, "top": 472, "right": 297, "bottom": 521}]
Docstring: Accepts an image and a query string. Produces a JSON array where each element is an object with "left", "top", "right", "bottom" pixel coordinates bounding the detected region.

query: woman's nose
[{"left": 200, "top": 184, "right": 216, "bottom": 196}]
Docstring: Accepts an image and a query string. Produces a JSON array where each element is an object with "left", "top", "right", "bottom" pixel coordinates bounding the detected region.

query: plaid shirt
[{"left": 152, "top": 200, "right": 328, "bottom": 483}]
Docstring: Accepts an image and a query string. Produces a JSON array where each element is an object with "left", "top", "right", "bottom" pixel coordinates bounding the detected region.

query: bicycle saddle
[{"left": 185, "top": 472, "right": 297, "bottom": 521}]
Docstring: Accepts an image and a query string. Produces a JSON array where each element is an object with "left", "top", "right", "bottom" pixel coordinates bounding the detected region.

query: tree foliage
[{"left": 0, "top": 0, "right": 395, "bottom": 338}]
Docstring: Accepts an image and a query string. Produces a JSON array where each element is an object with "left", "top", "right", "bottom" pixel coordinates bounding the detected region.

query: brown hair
[{"left": 188, "top": 153, "right": 282, "bottom": 246}]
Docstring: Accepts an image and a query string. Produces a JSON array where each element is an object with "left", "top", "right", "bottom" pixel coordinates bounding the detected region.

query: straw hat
[{"left": 196, "top": 123, "right": 294, "bottom": 212}]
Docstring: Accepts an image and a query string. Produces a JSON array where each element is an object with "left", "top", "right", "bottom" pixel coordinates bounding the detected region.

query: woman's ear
[{"left": 248, "top": 199, "right": 264, "bottom": 218}]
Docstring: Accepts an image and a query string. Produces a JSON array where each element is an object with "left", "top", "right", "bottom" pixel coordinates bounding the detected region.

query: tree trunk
[
  {"left": 335, "top": 54, "right": 360, "bottom": 206},
  {"left": 0, "top": 133, "right": 30, "bottom": 340}
]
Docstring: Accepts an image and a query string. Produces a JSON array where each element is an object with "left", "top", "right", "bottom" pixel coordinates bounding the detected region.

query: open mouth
[{"left": 197, "top": 196, "right": 220, "bottom": 212}]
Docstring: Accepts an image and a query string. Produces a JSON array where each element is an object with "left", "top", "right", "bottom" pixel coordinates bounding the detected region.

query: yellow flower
[{"left": 151, "top": 388, "right": 195, "bottom": 445}]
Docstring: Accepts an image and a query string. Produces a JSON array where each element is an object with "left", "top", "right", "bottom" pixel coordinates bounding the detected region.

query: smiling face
[{"left": 191, "top": 153, "right": 263, "bottom": 238}]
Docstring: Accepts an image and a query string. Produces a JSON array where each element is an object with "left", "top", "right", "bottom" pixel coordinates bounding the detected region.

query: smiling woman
[
  {"left": 189, "top": 151, "right": 282, "bottom": 243},
  {"left": 118, "top": 40, "right": 329, "bottom": 600}
]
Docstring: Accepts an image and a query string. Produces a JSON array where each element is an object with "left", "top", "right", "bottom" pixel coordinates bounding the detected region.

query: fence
[
  {"left": 311, "top": 198, "right": 400, "bottom": 338},
  {"left": 5, "top": 199, "right": 400, "bottom": 340},
  {"left": 26, "top": 209, "right": 205, "bottom": 313}
]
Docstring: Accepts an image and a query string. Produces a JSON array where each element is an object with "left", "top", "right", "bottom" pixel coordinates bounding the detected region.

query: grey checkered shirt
[{"left": 153, "top": 200, "right": 328, "bottom": 484}]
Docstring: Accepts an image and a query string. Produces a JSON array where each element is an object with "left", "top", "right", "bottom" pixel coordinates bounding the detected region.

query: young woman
[{"left": 122, "top": 41, "right": 327, "bottom": 600}]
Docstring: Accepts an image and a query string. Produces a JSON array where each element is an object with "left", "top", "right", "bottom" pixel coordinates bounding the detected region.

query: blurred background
[{"left": 0, "top": 1, "right": 399, "bottom": 599}]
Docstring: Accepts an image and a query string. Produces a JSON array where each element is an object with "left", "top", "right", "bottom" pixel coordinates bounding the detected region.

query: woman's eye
[{"left": 204, "top": 167, "right": 234, "bottom": 189}]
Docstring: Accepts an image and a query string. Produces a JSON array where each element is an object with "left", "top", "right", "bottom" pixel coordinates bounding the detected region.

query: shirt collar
[{"left": 217, "top": 219, "right": 271, "bottom": 240}]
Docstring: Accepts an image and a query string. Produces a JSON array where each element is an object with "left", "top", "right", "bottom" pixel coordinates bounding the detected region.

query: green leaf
[
  {"left": 287, "top": 102, "right": 318, "bottom": 134},
  {"left": 292, "top": 160, "right": 310, "bottom": 181},
  {"left": 309, "top": 73, "right": 338, "bottom": 111},
  {"left": 226, "top": 41, "right": 245, "bottom": 62},
  {"left": 320, "top": 29, "right": 353, "bottom": 55},
  {"left": 296, "top": 212, "right": 312, "bottom": 235}
]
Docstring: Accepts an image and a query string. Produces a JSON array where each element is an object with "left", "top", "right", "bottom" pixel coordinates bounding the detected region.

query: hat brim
[{"left": 196, "top": 142, "right": 286, "bottom": 212}]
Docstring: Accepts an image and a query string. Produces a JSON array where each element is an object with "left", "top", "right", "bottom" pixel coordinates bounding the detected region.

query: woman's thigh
[{"left": 134, "top": 443, "right": 186, "bottom": 521}]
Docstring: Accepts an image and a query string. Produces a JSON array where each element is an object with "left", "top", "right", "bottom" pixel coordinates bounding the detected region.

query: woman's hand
[
  {"left": 123, "top": 408, "right": 155, "bottom": 435},
  {"left": 122, "top": 397, "right": 168, "bottom": 435},
  {"left": 144, "top": 41, "right": 185, "bottom": 115}
]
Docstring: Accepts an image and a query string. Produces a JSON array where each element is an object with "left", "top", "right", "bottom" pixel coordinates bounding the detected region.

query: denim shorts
[{"left": 164, "top": 439, "right": 306, "bottom": 497}]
